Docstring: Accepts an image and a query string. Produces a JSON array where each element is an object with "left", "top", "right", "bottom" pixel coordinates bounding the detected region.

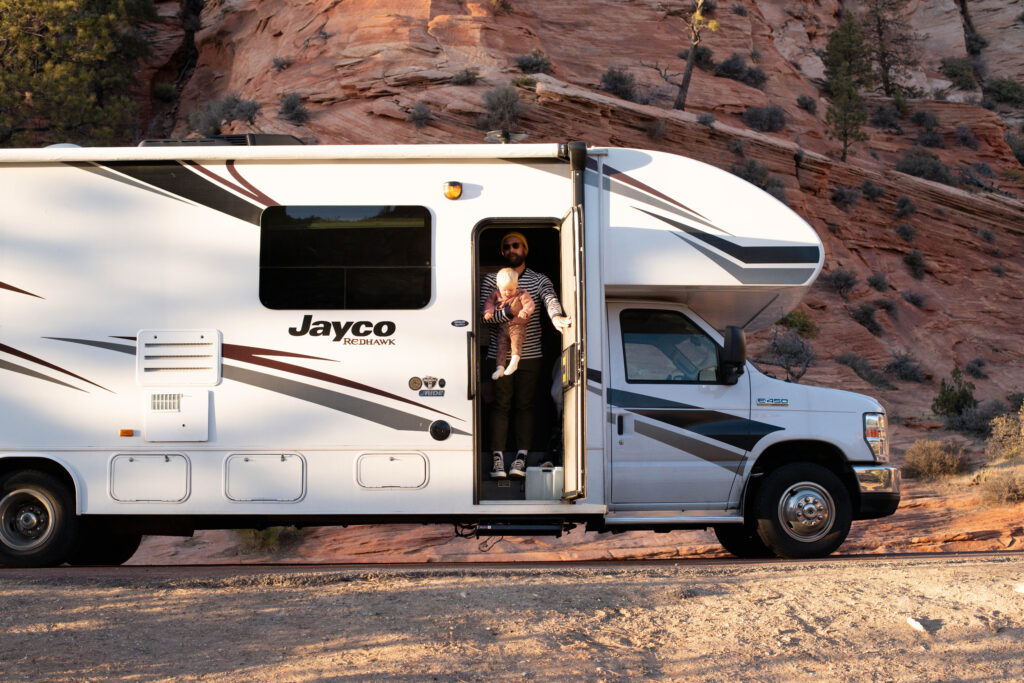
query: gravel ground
[{"left": 1, "top": 554, "right": 1022, "bottom": 681}]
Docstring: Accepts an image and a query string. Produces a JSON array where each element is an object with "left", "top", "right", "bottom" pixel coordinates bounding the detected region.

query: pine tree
[
  {"left": 0, "top": 0, "right": 155, "bottom": 147},
  {"left": 861, "top": 0, "right": 921, "bottom": 97},
  {"left": 824, "top": 13, "right": 872, "bottom": 161}
]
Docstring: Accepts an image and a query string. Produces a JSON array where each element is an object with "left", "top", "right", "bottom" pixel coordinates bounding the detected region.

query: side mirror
[{"left": 721, "top": 325, "right": 746, "bottom": 385}]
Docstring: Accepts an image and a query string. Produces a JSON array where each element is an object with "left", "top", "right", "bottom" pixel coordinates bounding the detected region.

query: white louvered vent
[
  {"left": 136, "top": 329, "right": 221, "bottom": 387},
  {"left": 151, "top": 393, "right": 181, "bottom": 412}
]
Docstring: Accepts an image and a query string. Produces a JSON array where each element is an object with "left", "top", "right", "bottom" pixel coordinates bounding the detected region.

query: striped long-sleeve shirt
[{"left": 480, "top": 267, "right": 564, "bottom": 360}]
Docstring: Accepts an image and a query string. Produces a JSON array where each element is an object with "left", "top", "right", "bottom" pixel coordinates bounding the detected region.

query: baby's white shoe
[
  {"left": 505, "top": 355, "right": 520, "bottom": 375},
  {"left": 491, "top": 366, "right": 506, "bottom": 380}
]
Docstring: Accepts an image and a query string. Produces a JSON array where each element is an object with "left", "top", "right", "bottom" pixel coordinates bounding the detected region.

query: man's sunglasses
[{"left": 502, "top": 241, "right": 521, "bottom": 250}]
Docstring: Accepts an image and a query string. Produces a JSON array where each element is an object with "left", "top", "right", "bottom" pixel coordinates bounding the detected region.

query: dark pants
[{"left": 489, "top": 357, "right": 543, "bottom": 453}]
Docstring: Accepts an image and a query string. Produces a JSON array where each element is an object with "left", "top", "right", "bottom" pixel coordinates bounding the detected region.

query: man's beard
[{"left": 504, "top": 251, "right": 524, "bottom": 268}]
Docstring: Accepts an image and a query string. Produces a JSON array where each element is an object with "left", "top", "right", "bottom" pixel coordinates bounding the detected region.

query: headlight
[{"left": 864, "top": 412, "right": 889, "bottom": 462}]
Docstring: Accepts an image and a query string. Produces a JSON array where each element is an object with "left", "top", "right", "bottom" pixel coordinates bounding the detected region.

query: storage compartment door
[
  {"left": 110, "top": 454, "right": 189, "bottom": 502},
  {"left": 560, "top": 206, "right": 586, "bottom": 500}
]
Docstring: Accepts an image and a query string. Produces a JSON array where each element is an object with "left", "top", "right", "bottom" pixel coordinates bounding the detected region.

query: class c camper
[{"left": 0, "top": 139, "right": 900, "bottom": 567}]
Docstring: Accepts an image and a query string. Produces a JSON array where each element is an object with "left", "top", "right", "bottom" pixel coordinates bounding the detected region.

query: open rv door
[{"left": 560, "top": 142, "right": 587, "bottom": 501}]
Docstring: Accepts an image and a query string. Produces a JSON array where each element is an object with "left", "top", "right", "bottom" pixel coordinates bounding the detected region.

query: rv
[{"left": 0, "top": 139, "right": 900, "bottom": 568}]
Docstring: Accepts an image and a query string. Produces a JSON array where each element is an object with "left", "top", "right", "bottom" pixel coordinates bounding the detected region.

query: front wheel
[
  {"left": 753, "top": 463, "right": 852, "bottom": 559},
  {"left": 713, "top": 524, "right": 776, "bottom": 558},
  {"left": 0, "top": 471, "right": 79, "bottom": 568}
]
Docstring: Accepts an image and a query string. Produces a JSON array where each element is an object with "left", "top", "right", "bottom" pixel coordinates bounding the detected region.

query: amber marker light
[
  {"left": 443, "top": 181, "right": 462, "bottom": 199},
  {"left": 119, "top": 429, "right": 134, "bottom": 437}
]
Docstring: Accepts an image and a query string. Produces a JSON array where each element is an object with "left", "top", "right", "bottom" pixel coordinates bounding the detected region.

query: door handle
[{"left": 617, "top": 414, "right": 624, "bottom": 435}]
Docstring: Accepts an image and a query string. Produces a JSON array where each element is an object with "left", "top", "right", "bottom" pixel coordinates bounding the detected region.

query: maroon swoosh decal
[
  {"left": 221, "top": 343, "right": 461, "bottom": 421},
  {"left": 0, "top": 281, "right": 43, "bottom": 298},
  {"left": 184, "top": 160, "right": 278, "bottom": 206},
  {"left": 225, "top": 161, "right": 278, "bottom": 206},
  {"left": 602, "top": 163, "right": 711, "bottom": 223},
  {"left": 0, "top": 342, "right": 110, "bottom": 392}
]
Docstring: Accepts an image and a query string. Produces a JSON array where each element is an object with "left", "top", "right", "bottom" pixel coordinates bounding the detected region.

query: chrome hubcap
[
  {"left": 1, "top": 489, "right": 55, "bottom": 551},
  {"left": 778, "top": 482, "right": 835, "bottom": 542}
]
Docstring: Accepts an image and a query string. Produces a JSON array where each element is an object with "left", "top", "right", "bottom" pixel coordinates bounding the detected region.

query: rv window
[
  {"left": 620, "top": 309, "right": 719, "bottom": 383},
  {"left": 259, "top": 205, "right": 431, "bottom": 309}
]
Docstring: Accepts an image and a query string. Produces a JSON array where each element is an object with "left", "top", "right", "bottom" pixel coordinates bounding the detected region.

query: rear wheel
[
  {"left": 753, "top": 463, "right": 852, "bottom": 559},
  {"left": 0, "top": 471, "right": 79, "bottom": 568},
  {"left": 67, "top": 523, "right": 143, "bottom": 566},
  {"left": 714, "top": 524, "right": 776, "bottom": 558}
]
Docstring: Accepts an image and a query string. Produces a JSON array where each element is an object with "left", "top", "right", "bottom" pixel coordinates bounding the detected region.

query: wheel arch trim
[{"left": 0, "top": 454, "right": 83, "bottom": 514}]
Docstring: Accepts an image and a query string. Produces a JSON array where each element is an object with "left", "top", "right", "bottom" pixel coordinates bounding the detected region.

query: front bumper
[{"left": 852, "top": 465, "right": 901, "bottom": 519}]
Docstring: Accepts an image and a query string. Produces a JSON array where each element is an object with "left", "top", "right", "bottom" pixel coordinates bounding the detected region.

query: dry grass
[
  {"left": 977, "top": 468, "right": 1024, "bottom": 505},
  {"left": 902, "top": 439, "right": 968, "bottom": 480}
]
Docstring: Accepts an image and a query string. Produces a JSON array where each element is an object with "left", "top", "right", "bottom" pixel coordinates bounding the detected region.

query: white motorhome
[{"left": 0, "top": 138, "right": 899, "bottom": 568}]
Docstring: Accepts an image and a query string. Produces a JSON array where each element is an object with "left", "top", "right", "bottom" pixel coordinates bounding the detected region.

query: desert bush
[
  {"left": 827, "top": 223, "right": 840, "bottom": 234},
  {"left": 742, "top": 104, "right": 786, "bottom": 132},
  {"left": 715, "top": 53, "right": 749, "bottom": 81},
  {"left": 870, "top": 103, "right": 902, "bottom": 132},
  {"left": 986, "top": 404, "right": 1024, "bottom": 462},
  {"left": 729, "top": 158, "right": 769, "bottom": 186},
  {"left": 646, "top": 119, "right": 667, "bottom": 140},
  {"left": 901, "top": 290, "right": 926, "bottom": 308},
  {"left": 408, "top": 102, "right": 431, "bottom": 128},
  {"left": 491, "top": 0, "right": 512, "bottom": 12},
  {"left": 759, "top": 328, "right": 815, "bottom": 383},
  {"left": 797, "top": 94, "right": 818, "bottom": 114},
  {"left": 600, "top": 67, "right": 636, "bottom": 101},
  {"left": 932, "top": 365, "right": 977, "bottom": 419},
  {"left": 189, "top": 93, "right": 261, "bottom": 136},
  {"left": 776, "top": 310, "right": 819, "bottom": 338},
  {"left": 885, "top": 351, "right": 925, "bottom": 382},
  {"left": 991, "top": 264, "right": 1005, "bottom": 278},
  {"left": 479, "top": 84, "right": 524, "bottom": 129},
  {"left": 964, "top": 357, "right": 987, "bottom": 379},
  {"left": 697, "top": 112, "right": 716, "bottom": 127},
  {"left": 836, "top": 353, "right": 896, "bottom": 390},
  {"left": 867, "top": 272, "right": 889, "bottom": 291},
  {"left": 916, "top": 129, "right": 944, "bottom": 148},
  {"left": 954, "top": 124, "right": 980, "bottom": 150},
  {"left": 272, "top": 56, "right": 292, "bottom": 73},
  {"left": 236, "top": 526, "right": 303, "bottom": 553},
  {"left": 516, "top": 49, "right": 551, "bottom": 74},
  {"left": 279, "top": 93, "right": 310, "bottom": 124},
  {"left": 1008, "top": 393, "right": 1024, "bottom": 411},
  {"left": 831, "top": 185, "right": 861, "bottom": 210},
  {"left": 948, "top": 400, "right": 1008, "bottom": 436},
  {"left": 851, "top": 303, "right": 883, "bottom": 335},
  {"left": 728, "top": 139, "right": 745, "bottom": 155},
  {"left": 903, "top": 249, "right": 926, "bottom": 279},
  {"left": 965, "top": 31, "right": 989, "bottom": 55},
  {"left": 742, "top": 66, "right": 768, "bottom": 89},
  {"left": 512, "top": 76, "right": 536, "bottom": 87},
  {"left": 977, "top": 229, "right": 995, "bottom": 243},
  {"left": 941, "top": 57, "right": 975, "bottom": 90},
  {"left": 679, "top": 45, "right": 716, "bottom": 71},
  {"left": 153, "top": 82, "right": 177, "bottom": 102},
  {"left": 451, "top": 68, "right": 479, "bottom": 85},
  {"left": 894, "top": 195, "right": 917, "bottom": 218},
  {"left": 732, "top": 3, "right": 747, "bottom": 16},
  {"left": 972, "top": 163, "right": 996, "bottom": 179},
  {"left": 896, "top": 147, "right": 954, "bottom": 185},
  {"left": 762, "top": 176, "right": 788, "bottom": 205},
  {"left": 823, "top": 268, "right": 858, "bottom": 300},
  {"left": 978, "top": 470, "right": 1024, "bottom": 505},
  {"left": 874, "top": 298, "right": 896, "bottom": 317},
  {"left": 860, "top": 179, "right": 884, "bottom": 202},
  {"left": 985, "top": 77, "right": 1024, "bottom": 107},
  {"left": 911, "top": 110, "right": 939, "bottom": 130},
  {"left": 749, "top": 49, "right": 761, "bottom": 63},
  {"left": 902, "top": 440, "right": 967, "bottom": 479},
  {"left": 894, "top": 222, "right": 916, "bottom": 242},
  {"left": 1006, "top": 132, "right": 1024, "bottom": 165}
]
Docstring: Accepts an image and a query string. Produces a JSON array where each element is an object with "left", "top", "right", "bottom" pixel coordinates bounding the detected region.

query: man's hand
[{"left": 552, "top": 315, "right": 572, "bottom": 331}]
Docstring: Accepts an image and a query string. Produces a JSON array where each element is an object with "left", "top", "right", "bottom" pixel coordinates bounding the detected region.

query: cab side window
[{"left": 621, "top": 309, "right": 720, "bottom": 383}]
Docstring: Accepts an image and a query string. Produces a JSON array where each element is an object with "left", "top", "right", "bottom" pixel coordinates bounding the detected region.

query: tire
[
  {"left": 0, "top": 471, "right": 80, "bottom": 568},
  {"left": 67, "top": 523, "right": 143, "bottom": 566},
  {"left": 753, "top": 463, "right": 852, "bottom": 559},
  {"left": 714, "top": 524, "right": 776, "bottom": 558}
]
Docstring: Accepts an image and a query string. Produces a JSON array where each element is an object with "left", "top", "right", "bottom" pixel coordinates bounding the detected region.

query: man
[{"left": 480, "top": 231, "right": 571, "bottom": 479}]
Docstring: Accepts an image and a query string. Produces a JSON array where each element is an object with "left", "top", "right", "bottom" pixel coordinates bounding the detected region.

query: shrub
[
  {"left": 679, "top": 45, "right": 716, "bottom": 71},
  {"left": 860, "top": 179, "right": 884, "bottom": 201},
  {"left": 760, "top": 328, "right": 816, "bottom": 383},
  {"left": 749, "top": 49, "right": 761, "bottom": 63},
  {"left": 911, "top": 110, "right": 939, "bottom": 130},
  {"left": 932, "top": 365, "right": 977, "bottom": 418},
  {"left": 894, "top": 195, "right": 917, "bottom": 218},
  {"left": 986, "top": 404, "right": 1024, "bottom": 462},
  {"left": 741, "top": 66, "right": 768, "bottom": 89},
  {"left": 276, "top": 93, "right": 308, "bottom": 124},
  {"left": 491, "top": 0, "right": 512, "bottom": 12},
  {"left": 836, "top": 353, "right": 896, "bottom": 390},
  {"left": 851, "top": 303, "right": 883, "bottom": 335},
  {"left": 776, "top": 309, "right": 819, "bottom": 338},
  {"left": 741, "top": 104, "right": 786, "bottom": 132},
  {"left": 646, "top": 119, "right": 667, "bottom": 140},
  {"left": 516, "top": 49, "right": 551, "bottom": 74},
  {"left": 965, "top": 31, "right": 989, "bottom": 56},
  {"left": 732, "top": 3, "right": 747, "bottom": 16},
  {"left": 701, "top": 0, "right": 719, "bottom": 14},
  {"left": 954, "top": 124, "right": 980, "bottom": 150},
  {"left": 512, "top": 75, "right": 536, "bottom": 87},
  {"left": 153, "top": 82, "right": 178, "bottom": 102},
  {"left": 902, "top": 440, "right": 968, "bottom": 479},
  {"left": 730, "top": 158, "right": 769, "bottom": 186},
  {"left": 451, "top": 68, "right": 479, "bottom": 85},
  {"left": 697, "top": 112, "right": 716, "bottom": 127},
  {"left": 1007, "top": 132, "right": 1024, "bottom": 165},
  {"left": 885, "top": 352, "right": 925, "bottom": 382},
  {"left": 827, "top": 223, "right": 840, "bottom": 234},
  {"left": 941, "top": 57, "right": 975, "bottom": 90},
  {"left": 894, "top": 222, "right": 916, "bottom": 242},
  {"left": 870, "top": 103, "right": 902, "bottom": 132},
  {"left": 965, "top": 357, "right": 987, "bottom": 379},
  {"left": 896, "top": 147, "right": 954, "bottom": 185},
  {"left": 903, "top": 249, "right": 926, "bottom": 279},
  {"left": 901, "top": 290, "right": 926, "bottom": 308},
  {"left": 991, "top": 264, "right": 1006, "bottom": 278},
  {"left": 947, "top": 400, "right": 1008, "bottom": 435},
  {"left": 408, "top": 102, "right": 431, "bottom": 128},
  {"left": 916, "top": 129, "right": 944, "bottom": 148},
  {"left": 601, "top": 67, "right": 636, "bottom": 101},
  {"left": 188, "top": 93, "right": 261, "bottom": 136},
  {"left": 979, "top": 470, "right": 1024, "bottom": 505},
  {"left": 985, "top": 77, "right": 1024, "bottom": 107},
  {"left": 831, "top": 185, "right": 861, "bottom": 210},
  {"left": 797, "top": 94, "right": 818, "bottom": 114},
  {"left": 272, "top": 56, "right": 292, "bottom": 73},
  {"left": 874, "top": 298, "right": 896, "bottom": 317},
  {"left": 823, "top": 269, "right": 858, "bottom": 299},
  {"left": 236, "top": 526, "right": 303, "bottom": 553},
  {"left": 479, "top": 84, "right": 524, "bottom": 129},
  {"left": 972, "top": 163, "right": 996, "bottom": 179},
  {"left": 715, "top": 53, "right": 749, "bottom": 81},
  {"left": 763, "top": 176, "right": 788, "bottom": 205},
  {"left": 867, "top": 272, "right": 889, "bottom": 291},
  {"left": 1008, "top": 393, "right": 1024, "bottom": 411}
]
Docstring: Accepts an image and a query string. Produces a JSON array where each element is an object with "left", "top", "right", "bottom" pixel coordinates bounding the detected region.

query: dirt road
[{"left": 2, "top": 554, "right": 1022, "bottom": 681}]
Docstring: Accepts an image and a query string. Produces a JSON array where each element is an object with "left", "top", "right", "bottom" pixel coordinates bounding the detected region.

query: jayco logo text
[{"left": 289, "top": 315, "right": 397, "bottom": 345}]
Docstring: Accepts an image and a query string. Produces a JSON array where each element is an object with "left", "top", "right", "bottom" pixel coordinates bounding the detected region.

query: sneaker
[
  {"left": 490, "top": 454, "right": 507, "bottom": 479},
  {"left": 509, "top": 457, "right": 526, "bottom": 479}
]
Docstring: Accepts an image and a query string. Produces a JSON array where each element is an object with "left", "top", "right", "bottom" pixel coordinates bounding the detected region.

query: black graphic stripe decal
[
  {"left": 601, "top": 162, "right": 712, "bottom": 224},
  {"left": 671, "top": 233, "right": 816, "bottom": 286},
  {"left": 98, "top": 161, "right": 264, "bottom": 225},
  {"left": 0, "top": 281, "right": 44, "bottom": 298},
  {"left": 0, "top": 342, "right": 110, "bottom": 392},
  {"left": 631, "top": 409, "right": 783, "bottom": 451},
  {"left": 587, "top": 368, "right": 602, "bottom": 383},
  {"left": 66, "top": 162, "right": 192, "bottom": 205},
  {"left": 635, "top": 421, "right": 746, "bottom": 475},
  {"left": 0, "top": 359, "right": 84, "bottom": 392},
  {"left": 609, "top": 388, "right": 697, "bottom": 410}
]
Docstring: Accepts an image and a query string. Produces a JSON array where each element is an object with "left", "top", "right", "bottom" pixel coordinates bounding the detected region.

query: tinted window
[
  {"left": 621, "top": 309, "right": 720, "bottom": 383},
  {"left": 260, "top": 205, "right": 431, "bottom": 309}
]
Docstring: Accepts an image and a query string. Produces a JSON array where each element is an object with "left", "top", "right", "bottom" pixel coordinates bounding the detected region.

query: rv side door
[{"left": 560, "top": 206, "right": 586, "bottom": 500}]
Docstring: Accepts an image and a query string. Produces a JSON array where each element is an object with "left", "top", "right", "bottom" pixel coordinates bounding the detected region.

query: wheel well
[
  {"left": 741, "top": 441, "right": 859, "bottom": 519},
  {"left": 0, "top": 457, "right": 79, "bottom": 506}
]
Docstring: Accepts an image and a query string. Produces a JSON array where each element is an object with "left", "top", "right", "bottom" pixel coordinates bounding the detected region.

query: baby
[{"left": 483, "top": 267, "right": 535, "bottom": 379}]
